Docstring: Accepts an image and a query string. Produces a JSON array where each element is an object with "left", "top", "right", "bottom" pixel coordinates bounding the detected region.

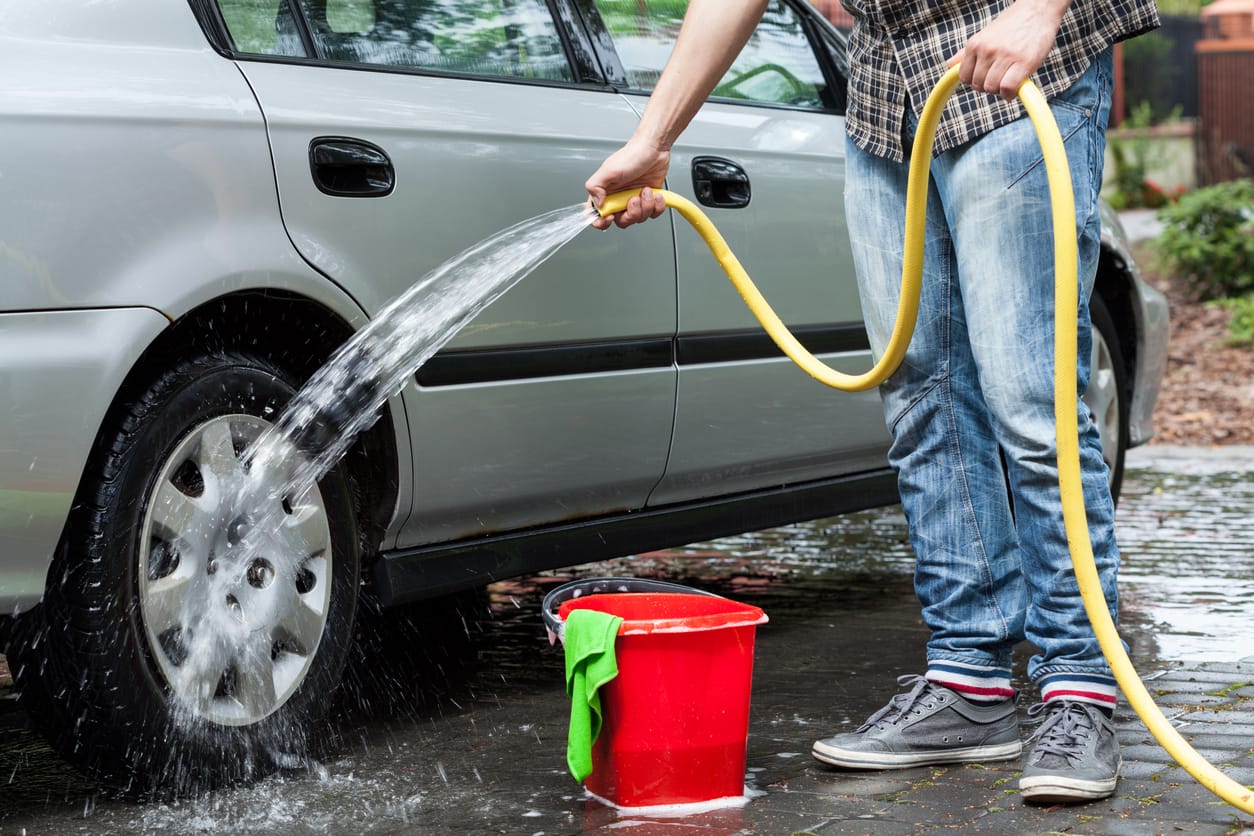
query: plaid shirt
[{"left": 842, "top": 0, "right": 1160, "bottom": 161}]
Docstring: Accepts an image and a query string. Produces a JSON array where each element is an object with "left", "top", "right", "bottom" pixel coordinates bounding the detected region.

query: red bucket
[{"left": 549, "top": 580, "right": 768, "bottom": 810}]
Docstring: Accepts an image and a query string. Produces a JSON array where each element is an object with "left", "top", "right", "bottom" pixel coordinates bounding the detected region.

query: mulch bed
[{"left": 1134, "top": 242, "right": 1254, "bottom": 446}]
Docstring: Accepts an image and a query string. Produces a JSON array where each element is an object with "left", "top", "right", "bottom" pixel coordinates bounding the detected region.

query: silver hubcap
[
  {"left": 1084, "top": 324, "right": 1121, "bottom": 487},
  {"left": 138, "top": 414, "right": 332, "bottom": 727}
]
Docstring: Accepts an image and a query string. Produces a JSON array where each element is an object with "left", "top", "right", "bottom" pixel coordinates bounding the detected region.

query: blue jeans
[{"left": 846, "top": 51, "right": 1119, "bottom": 688}]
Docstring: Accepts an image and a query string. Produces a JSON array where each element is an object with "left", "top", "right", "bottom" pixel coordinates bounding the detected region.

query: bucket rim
[
  {"left": 541, "top": 577, "right": 726, "bottom": 644},
  {"left": 559, "top": 592, "right": 768, "bottom": 635}
]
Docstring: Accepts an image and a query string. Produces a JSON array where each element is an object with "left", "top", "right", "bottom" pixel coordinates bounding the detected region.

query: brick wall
[{"left": 1197, "top": 1, "right": 1254, "bottom": 183}]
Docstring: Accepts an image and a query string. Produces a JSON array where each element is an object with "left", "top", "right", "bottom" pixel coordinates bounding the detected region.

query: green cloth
[{"left": 562, "top": 608, "right": 624, "bottom": 782}]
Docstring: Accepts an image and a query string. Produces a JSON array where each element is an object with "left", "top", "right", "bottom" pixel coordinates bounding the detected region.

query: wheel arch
[
  {"left": 1092, "top": 244, "right": 1139, "bottom": 411},
  {"left": 80, "top": 290, "right": 403, "bottom": 563}
]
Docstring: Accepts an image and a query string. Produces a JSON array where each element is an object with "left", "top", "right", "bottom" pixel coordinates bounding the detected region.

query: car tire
[
  {"left": 11, "top": 351, "right": 360, "bottom": 797},
  {"left": 1085, "top": 294, "right": 1129, "bottom": 504}
]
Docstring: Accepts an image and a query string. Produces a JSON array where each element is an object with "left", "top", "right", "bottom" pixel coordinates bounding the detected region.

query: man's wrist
[
  {"left": 631, "top": 117, "right": 676, "bottom": 155},
  {"left": 1023, "top": 0, "right": 1071, "bottom": 25}
]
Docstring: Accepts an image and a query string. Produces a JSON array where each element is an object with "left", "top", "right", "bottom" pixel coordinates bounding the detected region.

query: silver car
[{"left": 0, "top": 0, "right": 1167, "bottom": 794}]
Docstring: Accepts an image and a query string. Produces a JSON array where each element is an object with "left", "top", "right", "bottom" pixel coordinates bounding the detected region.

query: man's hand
[
  {"left": 584, "top": 0, "right": 767, "bottom": 230},
  {"left": 949, "top": 0, "right": 1070, "bottom": 100},
  {"left": 585, "top": 137, "right": 671, "bottom": 230}
]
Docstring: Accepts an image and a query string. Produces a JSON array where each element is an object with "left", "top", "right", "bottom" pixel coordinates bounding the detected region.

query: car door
[
  {"left": 590, "top": 0, "right": 890, "bottom": 507},
  {"left": 214, "top": 0, "right": 678, "bottom": 547}
]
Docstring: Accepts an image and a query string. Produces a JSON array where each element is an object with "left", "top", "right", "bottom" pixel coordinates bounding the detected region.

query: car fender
[{"left": 1097, "top": 205, "right": 1170, "bottom": 448}]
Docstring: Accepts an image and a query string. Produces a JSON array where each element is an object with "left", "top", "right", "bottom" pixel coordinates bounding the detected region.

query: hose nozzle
[{"left": 591, "top": 188, "right": 645, "bottom": 219}]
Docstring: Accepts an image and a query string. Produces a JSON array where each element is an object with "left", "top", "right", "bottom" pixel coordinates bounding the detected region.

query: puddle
[{"left": 1115, "top": 448, "right": 1254, "bottom": 663}]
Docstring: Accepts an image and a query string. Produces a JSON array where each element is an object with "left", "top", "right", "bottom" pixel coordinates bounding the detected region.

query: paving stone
[
  {"left": 1199, "top": 661, "right": 1254, "bottom": 674},
  {"left": 1177, "top": 709, "right": 1254, "bottom": 725},
  {"left": 1122, "top": 742, "right": 1179, "bottom": 763},
  {"left": 1153, "top": 671, "right": 1251, "bottom": 686},
  {"left": 815, "top": 816, "right": 919, "bottom": 834},
  {"left": 1176, "top": 734, "right": 1254, "bottom": 754},
  {"left": 1173, "top": 694, "right": 1242, "bottom": 707},
  {"left": 1085, "top": 816, "right": 1232, "bottom": 836},
  {"left": 1132, "top": 705, "right": 1190, "bottom": 721},
  {"left": 1119, "top": 758, "right": 1173, "bottom": 779}
]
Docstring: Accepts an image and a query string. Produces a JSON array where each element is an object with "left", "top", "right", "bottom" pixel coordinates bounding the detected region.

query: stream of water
[
  {"left": 165, "top": 202, "right": 597, "bottom": 724},
  {"left": 245, "top": 202, "right": 596, "bottom": 501}
]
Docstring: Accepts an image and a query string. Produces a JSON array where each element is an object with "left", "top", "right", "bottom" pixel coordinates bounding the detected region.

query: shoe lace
[
  {"left": 857, "top": 674, "right": 945, "bottom": 732},
  {"left": 1025, "top": 701, "right": 1097, "bottom": 764}
]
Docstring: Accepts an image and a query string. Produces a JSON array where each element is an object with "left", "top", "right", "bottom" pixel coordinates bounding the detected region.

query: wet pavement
[{"left": 2, "top": 446, "right": 1253, "bottom": 834}]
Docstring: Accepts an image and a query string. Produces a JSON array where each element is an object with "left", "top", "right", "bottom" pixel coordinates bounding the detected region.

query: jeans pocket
[
  {"left": 1004, "top": 47, "right": 1111, "bottom": 192},
  {"left": 1005, "top": 98, "right": 1091, "bottom": 191}
]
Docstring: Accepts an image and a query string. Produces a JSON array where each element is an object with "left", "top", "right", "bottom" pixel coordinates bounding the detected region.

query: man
[{"left": 586, "top": 0, "right": 1158, "bottom": 805}]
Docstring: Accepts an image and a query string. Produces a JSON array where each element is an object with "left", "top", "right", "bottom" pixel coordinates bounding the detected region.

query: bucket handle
[{"left": 541, "top": 577, "right": 723, "bottom": 644}]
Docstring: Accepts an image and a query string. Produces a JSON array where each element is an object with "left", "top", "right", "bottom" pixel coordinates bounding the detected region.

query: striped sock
[
  {"left": 926, "top": 661, "right": 1014, "bottom": 703},
  {"left": 1039, "top": 672, "right": 1119, "bottom": 709}
]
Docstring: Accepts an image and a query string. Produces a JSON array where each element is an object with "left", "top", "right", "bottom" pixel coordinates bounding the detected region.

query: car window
[
  {"left": 217, "top": 0, "right": 310, "bottom": 57},
  {"left": 591, "top": 0, "right": 830, "bottom": 109},
  {"left": 297, "top": 0, "right": 574, "bottom": 81},
  {"left": 216, "top": 0, "right": 573, "bottom": 81}
]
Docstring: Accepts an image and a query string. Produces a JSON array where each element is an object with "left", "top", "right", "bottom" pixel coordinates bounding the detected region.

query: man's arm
[
  {"left": 586, "top": 0, "right": 769, "bottom": 230},
  {"left": 950, "top": 0, "right": 1072, "bottom": 100}
]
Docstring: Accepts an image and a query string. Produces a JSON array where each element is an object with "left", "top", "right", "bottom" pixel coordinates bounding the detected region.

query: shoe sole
[
  {"left": 811, "top": 739, "right": 1022, "bottom": 770},
  {"left": 1019, "top": 772, "right": 1119, "bottom": 804}
]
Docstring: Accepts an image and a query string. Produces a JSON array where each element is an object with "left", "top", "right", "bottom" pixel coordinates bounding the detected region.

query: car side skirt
[{"left": 371, "top": 468, "right": 899, "bottom": 606}]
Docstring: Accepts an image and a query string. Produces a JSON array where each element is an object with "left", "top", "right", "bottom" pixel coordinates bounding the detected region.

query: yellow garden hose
[{"left": 598, "top": 65, "right": 1253, "bottom": 813}]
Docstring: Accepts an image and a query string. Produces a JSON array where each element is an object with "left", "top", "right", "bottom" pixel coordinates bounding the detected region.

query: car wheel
[
  {"left": 1084, "top": 295, "right": 1129, "bottom": 504},
  {"left": 11, "top": 351, "right": 360, "bottom": 796}
]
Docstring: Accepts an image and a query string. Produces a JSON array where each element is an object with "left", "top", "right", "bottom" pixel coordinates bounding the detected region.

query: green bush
[
  {"left": 1215, "top": 294, "right": 1254, "bottom": 346},
  {"left": 1154, "top": 178, "right": 1254, "bottom": 301}
]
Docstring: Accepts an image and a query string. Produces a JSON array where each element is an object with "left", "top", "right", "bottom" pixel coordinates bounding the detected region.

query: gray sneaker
[
  {"left": 1019, "top": 700, "right": 1121, "bottom": 803},
  {"left": 811, "top": 675, "right": 1022, "bottom": 769}
]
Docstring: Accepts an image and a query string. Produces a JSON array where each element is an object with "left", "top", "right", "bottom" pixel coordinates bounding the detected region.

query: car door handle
[
  {"left": 309, "top": 137, "right": 395, "bottom": 197},
  {"left": 691, "top": 156, "right": 751, "bottom": 209}
]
